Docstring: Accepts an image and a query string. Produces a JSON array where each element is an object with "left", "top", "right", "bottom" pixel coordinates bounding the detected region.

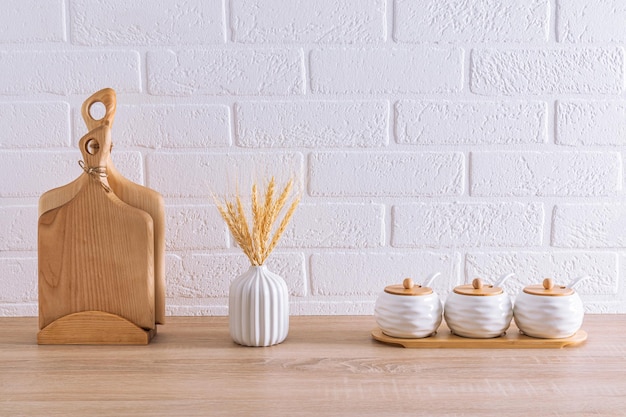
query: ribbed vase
[{"left": 229, "top": 265, "right": 289, "bottom": 347}]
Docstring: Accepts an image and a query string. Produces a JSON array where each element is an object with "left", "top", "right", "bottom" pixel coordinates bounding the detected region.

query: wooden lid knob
[
  {"left": 472, "top": 278, "right": 483, "bottom": 290},
  {"left": 543, "top": 278, "right": 554, "bottom": 290},
  {"left": 403, "top": 278, "right": 414, "bottom": 289}
]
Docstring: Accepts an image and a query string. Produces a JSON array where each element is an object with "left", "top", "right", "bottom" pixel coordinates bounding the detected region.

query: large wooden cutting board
[
  {"left": 39, "top": 88, "right": 166, "bottom": 325},
  {"left": 82, "top": 88, "right": 166, "bottom": 324},
  {"left": 38, "top": 125, "right": 155, "bottom": 330}
]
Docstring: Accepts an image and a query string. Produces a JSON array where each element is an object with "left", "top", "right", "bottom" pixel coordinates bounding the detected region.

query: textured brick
[
  {"left": 552, "top": 204, "right": 626, "bottom": 248},
  {"left": 395, "top": 101, "right": 547, "bottom": 145},
  {"left": 0, "top": 103, "right": 70, "bottom": 148},
  {"left": 0, "top": 206, "right": 37, "bottom": 251},
  {"left": 0, "top": 0, "right": 64, "bottom": 43},
  {"left": 147, "top": 152, "right": 303, "bottom": 197},
  {"left": 165, "top": 205, "right": 228, "bottom": 250},
  {"left": 79, "top": 104, "right": 231, "bottom": 148},
  {"left": 471, "top": 48, "right": 625, "bottom": 95},
  {"left": 471, "top": 151, "right": 621, "bottom": 197},
  {"left": 310, "top": 47, "right": 463, "bottom": 94},
  {"left": 0, "top": 51, "right": 141, "bottom": 95},
  {"left": 310, "top": 252, "right": 461, "bottom": 296},
  {"left": 0, "top": 258, "right": 37, "bottom": 302},
  {"left": 108, "top": 152, "right": 145, "bottom": 185},
  {"left": 556, "top": 101, "right": 626, "bottom": 146},
  {"left": 167, "top": 253, "right": 306, "bottom": 298},
  {"left": 395, "top": 0, "right": 549, "bottom": 43},
  {"left": 0, "top": 151, "right": 143, "bottom": 197},
  {"left": 466, "top": 251, "right": 619, "bottom": 296},
  {"left": 282, "top": 203, "right": 384, "bottom": 248},
  {"left": 558, "top": 0, "right": 626, "bottom": 43},
  {"left": 147, "top": 49, "right": 304, "bottom": 96},
  {"left": 392, "top": 203, "right": 544, "bottom": 248},
  {"left": 290, "top": 300, "right": 375, "bottom": 316},
  {"left": 309, "top": 152, "right": 464, "bottom": 197},
  {"left": 0, "top": 303, "right": 37, "bottom": 317},
  {"left": 70, "top": 0, "right": 225, "bottom": 45},
  {"left": 232, "top": 0, "right": 384, "bottom": 43},
  {"left": 235, "top": 101, "right": 388, "bottom": 148}
]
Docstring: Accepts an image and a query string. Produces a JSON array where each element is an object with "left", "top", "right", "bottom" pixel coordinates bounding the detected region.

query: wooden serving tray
[{"left": 371, "top": 325, "right": 587, "bottom": 349}]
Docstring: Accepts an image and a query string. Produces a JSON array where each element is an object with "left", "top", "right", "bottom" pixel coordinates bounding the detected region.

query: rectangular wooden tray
[{"left": 371, "top": 324, "right": 587, "bottom": 349}]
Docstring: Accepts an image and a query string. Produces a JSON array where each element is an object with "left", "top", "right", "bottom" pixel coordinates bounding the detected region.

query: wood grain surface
[
  {"left": 1, "top": 316, "right": 625, "bottom": 416},
  {"left": 81, "top": 88, "right": 166, "bottom": 324},
  {"left": 38, "top": 125, "right": 155, "bottom": 330},
  {"left": 37, "top": 311, "right": 155, "bottom": 345}
]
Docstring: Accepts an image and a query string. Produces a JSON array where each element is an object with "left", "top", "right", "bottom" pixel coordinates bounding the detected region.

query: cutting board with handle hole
[
  {"left": 38, "top": 88, "right": 166, "bottom": 325},
  {"left": 38, "top": 124, "right": 155, "bottom": 331}
]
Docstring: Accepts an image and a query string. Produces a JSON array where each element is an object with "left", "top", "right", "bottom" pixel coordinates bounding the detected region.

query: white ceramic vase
[{"left": 229, "top": 265, "right": 289, "bottom": 347}]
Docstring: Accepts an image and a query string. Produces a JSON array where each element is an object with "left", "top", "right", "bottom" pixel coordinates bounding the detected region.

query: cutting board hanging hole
[
  {"left": 89, "top": 101, "right": 106, "bottom": 121},
  {"left": 85, "top": 138, "right": 100, "bottom": 155}
]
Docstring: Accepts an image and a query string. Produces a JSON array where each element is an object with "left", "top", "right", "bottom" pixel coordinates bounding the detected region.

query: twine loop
[{"left": 78, "top": 160, "right": 112, "bottom": 193}]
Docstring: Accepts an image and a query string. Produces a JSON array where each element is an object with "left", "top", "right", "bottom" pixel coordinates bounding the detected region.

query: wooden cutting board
[
  {"left": 38, "top": 125, "right": 155, "bottom": 330},
  {"left": 82, "top": 88, "right": 166, "bottom": 325},
  {"left": 39, "top": 88, "right": 166, "bottom": 325}
]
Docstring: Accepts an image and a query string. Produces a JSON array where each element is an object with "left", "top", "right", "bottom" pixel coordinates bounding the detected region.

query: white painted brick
[
  {"left": 108, "top": 152, "right": 145, "bottom": 185},
  {"left": 165, "top": 205, "right": 228, "bottom": 250},
  {"left": 1, "top": 151, "right": 81, "bottom": 197},
  {"left": 281, "top": 203, "right": 384, "bottom": 248},
  {"left": 392, "top": 203, "right": 544, "bottom": 248},
  {"left": 552, "top": 204, "right": 626, "bottom": 248},
  {"left": 77, "top": 104, "right": 231, "bottom": 149},
  {"left": 310, "top": 47, "right": 463, "bottom": 94},
  {"left": 0, "top": 206, "right": 37, "bottom": 251},
  {"left": 466, "top": 251, "right": 619, "bottom": 296},
  {"left": 0, "top": 303, "right": 36, "bottom": 317},
  {"left": 167, "top": 252, "right": 306, "bottom": 298},
  {"left": 310, "top": 252, "right": 461, "bottom": 296},
  {"left": 395, "top": 101, "right": 547, "bottom": 145},
  {"left": 147, "top": 152, "right": 303, "bottom": 197},
  {"left": 394, "top": 0, "right": 549, "bottom": 43},
  {"left": 0, "top": 51, "right": 141, "bottom": 95},
  {"left": 235, "top": 101, "right": 388, "bottom": 148},
  {"left": 231, "top": 0, "right": 385, "bottom": 43},
  {"left": 0, "top": 150, "right": 143, "bottom": 197},
  {"left": 147, "top": 49, "right": 304, "bottom": 96},
  {"left": 471, "top": 48, "right": 625, "bottom": 95},
  {"left": 0, "top": 258, "right": 37, "bottom": 302},
  {"left": 290, "top": 300, "right": 375, "bottom": 316},
  {"left": 0, "top": 103, "right": 70, "bottom": 148},
  {"left": 70, "top": 0, "right": 225, "bottom": 45},
  {"left": 556, "top": 101, "right": 626, "bottom": 146},
  {"left": 471, "top": 151, "right": 621, "bottom": 197},
  {"left": 558, "top": 0, "right": 626, "bottom": 43},
  {"left": 309, "top": 152, "right": 464, "bottom": 197},
  {"left": 0, "top": 0, "right": 64, "bottom": 43}
]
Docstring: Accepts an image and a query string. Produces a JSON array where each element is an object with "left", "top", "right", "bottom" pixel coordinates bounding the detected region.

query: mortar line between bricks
[
  {"left": 550, "top": 0, "right": 558, "bottom": 43},
  {"left": 386, "top": 0, "right": 394, "bottom": 43}
]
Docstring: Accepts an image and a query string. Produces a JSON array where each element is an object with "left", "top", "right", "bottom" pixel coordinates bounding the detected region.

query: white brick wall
[{"left": 1, "top": 0, "right": 625, "bottom": 316}]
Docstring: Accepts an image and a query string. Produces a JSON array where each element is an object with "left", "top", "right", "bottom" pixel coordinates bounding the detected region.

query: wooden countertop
[{"left": 1, "top": 315, "right": 625, "bottom": 416}]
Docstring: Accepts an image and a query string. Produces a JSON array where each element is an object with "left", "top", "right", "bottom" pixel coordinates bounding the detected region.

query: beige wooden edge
[{"left": 37, "top": 311, "right": 156, "bottom": 345}]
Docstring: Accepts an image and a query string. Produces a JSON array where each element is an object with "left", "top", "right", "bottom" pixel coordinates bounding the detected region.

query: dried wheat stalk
[{"left": 214, "top": 177, "right": 300, "bottom": 266}]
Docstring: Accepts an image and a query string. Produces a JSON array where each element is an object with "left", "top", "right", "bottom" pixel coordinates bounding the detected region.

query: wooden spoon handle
[{"left": 81, "top": 88, "right": 117, "bottom": 131}]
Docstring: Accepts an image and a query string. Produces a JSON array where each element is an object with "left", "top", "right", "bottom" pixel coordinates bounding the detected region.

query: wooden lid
[
  {"left": 523, "top": 278, "right": 574, "bottom": 296},
  {"left": 453, "top": 278, "right": 503, "bottom": 296},
  {"left": 384, "top": 278, "right": 433, "bottom": 296}
]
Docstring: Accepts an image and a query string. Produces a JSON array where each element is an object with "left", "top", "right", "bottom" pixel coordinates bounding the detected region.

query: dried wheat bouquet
[{"left": 214, "top": 177, "right": 300, "bottom": 266}]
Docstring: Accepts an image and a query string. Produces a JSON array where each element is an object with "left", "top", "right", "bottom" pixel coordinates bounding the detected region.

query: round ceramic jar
[
  {"left": 514, "top": 278, "right": 584, "bottom": 339},
  {"left": 374, "top": 277, "right": 442, "bottom": 339},
  {"left": 444, "top": 278, "right": 513, "bottom": 339}
]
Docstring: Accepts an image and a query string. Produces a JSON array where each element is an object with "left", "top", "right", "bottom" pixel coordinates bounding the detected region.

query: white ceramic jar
[
  {"left": 444, "top": 275, "right": 514, "bottom": 339},
  {"left": 374, "top": 274, "right": 442, "bottom": 339},
  {"left": 514, "top": 277, "right": 586, "bottom": 339}
]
